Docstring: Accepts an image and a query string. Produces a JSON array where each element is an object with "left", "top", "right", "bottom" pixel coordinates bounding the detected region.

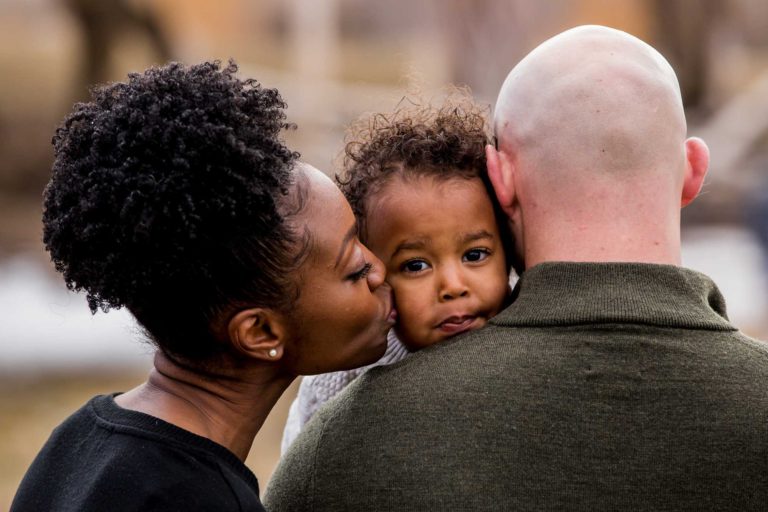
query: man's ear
[
  {"left": 681, "top": 137, "right": 709, "bottom": 207},
  {"left": 227, "top": 308, "right": 287, "bottom": 361},
  {"left": 486, "top": 144, "right": 517, "bottom": 217}
]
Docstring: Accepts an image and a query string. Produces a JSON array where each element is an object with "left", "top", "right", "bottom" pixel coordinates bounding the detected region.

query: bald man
[
  {"left": 487, "top": 25, "right": 707, "bottom": 269},
  {"left": 266, "top": 26, "right": 768, "bottom": 511}
]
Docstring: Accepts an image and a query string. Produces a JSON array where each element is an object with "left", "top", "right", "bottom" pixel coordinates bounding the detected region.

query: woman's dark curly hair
[
  {"left": 337, "top": 90, "right": 515, "bottom": 269},
  {"left": 43, "top": 60, "right": 304, "bottom": 363}
]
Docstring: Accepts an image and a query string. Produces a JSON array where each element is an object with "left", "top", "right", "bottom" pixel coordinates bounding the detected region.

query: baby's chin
[{"left": 395, "top": 316, "right": 489, "bottom": 351}]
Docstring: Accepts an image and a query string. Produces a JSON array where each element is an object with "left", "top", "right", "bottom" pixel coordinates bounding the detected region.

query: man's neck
[
  {"left": 514, "top": 166, "right": 686, "bottom": 268},
  {"left": 522, "top": 215, "right": 682, "bottom": 269},
  {"left": 115, "top": 351, "right": 294, "bottom": 461}
]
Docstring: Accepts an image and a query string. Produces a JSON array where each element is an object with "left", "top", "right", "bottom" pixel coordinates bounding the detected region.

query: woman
[{"left": 11, "top": 61, "right": 395, "bottom": 512}]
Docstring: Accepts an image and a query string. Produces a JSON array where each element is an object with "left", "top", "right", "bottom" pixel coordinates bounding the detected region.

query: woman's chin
[{"left": 339, "top": 333, "right": 389, "bottom": 371}]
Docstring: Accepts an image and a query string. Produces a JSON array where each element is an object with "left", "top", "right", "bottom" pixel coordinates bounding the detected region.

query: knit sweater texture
[
  {"left": 265, "top": 262, "right": 768, "bottom": 511},
  {"left": 281, "top": 330, "right": 411, "bottom": 453}
]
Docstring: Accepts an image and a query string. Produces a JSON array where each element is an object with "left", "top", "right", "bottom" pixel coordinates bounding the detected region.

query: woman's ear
[
  {"left": 486, "top": 144, "right": 517, "bottom": 218},
  {"left": 681, "top": 137, "right": 709, "bottom": 207},
  {"left": 227, "top": 308, "right": 287, "bottom": 362}
]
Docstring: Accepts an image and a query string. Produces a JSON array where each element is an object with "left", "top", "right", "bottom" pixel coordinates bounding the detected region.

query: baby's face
[{"left": 365, "top": 175, "right": 509, "bottom": 350}]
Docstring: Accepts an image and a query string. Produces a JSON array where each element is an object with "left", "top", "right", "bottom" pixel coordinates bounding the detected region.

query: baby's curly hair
[
  {"left": 43, "top": 60, "right": 303, "bottom": 362},
  {"left": 339, "top": 93, "right": 489, "bottom": 230},
  {"left": 337, "top": 91, "right": 514, "bottom": 267}
]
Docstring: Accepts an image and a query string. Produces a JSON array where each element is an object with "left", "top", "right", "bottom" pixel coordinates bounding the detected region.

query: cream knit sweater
[{"left": 281, "top": 330, "right": 411, "bottom": 453}]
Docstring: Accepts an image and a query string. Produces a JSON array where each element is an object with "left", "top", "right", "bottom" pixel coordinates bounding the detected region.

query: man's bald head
[
  {"left": 494, "top": 25, "right": 687, "bottom": 179},
  {"left": 487, "top": 25, "right": 709, "bottom": 267}
]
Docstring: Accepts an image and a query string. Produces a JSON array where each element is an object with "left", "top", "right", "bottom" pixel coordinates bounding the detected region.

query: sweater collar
[{"left": 491, "top": 262, "right": 735, "bottom": 331}]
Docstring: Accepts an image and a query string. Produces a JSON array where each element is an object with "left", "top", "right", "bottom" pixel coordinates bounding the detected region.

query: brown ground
[{"left": 0, "top": 371, "right": 299, "bottom": 509}]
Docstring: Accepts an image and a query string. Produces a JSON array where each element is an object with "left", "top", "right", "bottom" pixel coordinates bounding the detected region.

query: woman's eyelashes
[{"left": 347, "top": 262, "right": 373, "bottom": 282}]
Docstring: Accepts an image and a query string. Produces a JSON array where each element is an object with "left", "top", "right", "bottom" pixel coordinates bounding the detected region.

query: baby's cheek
[
  {"left": 393, "top": 310, "right": 429, "bottom": 351},
  {"left": 389, "top": 280, "right": 427, "bottom": 314},
  {"left": 387, "top": 278, "right": 408, "bottom": 307},
  {"left": 392, "top": 288, "right": 433, "bottom": 336}
]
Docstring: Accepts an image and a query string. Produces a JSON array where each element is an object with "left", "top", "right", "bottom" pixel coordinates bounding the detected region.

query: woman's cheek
[{"left": 350, "top": 287, "right": 380, "bottom": 329}]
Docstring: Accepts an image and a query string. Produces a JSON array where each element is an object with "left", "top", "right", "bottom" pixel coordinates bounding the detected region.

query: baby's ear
[
  {"left": 228, "top": 308, "right": 287, "bottom": 361},
  {"left": 486, "top": 144, "right": 516, "bottom": 218}
]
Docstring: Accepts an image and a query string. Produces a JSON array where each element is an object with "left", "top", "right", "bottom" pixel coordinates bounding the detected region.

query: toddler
[{"left": 281, "top": 92, "right": 515, "bottom": 452}]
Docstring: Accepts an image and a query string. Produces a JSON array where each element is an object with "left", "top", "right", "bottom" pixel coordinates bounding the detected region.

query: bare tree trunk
[
  {"left": 650, "top": 0, "right": 718, "bottom": 110},
  {"left": 63, "top": 0, "right": 173, "bottom": 101}
]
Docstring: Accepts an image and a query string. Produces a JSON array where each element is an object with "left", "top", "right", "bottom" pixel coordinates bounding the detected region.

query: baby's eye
[
  {"left": 402, "top": 259, "right": 430, "bottom": 273},
  {"left": 463, "top": 248, "right": 490, "bottom": 263}
]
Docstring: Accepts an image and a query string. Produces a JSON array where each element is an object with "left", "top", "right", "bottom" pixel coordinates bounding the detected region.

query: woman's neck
[{"left": 115, "top": 351, "right": 294, "bottom": 461}]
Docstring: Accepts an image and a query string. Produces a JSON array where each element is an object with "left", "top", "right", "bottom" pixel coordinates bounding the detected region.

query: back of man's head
[{"left": 488, "top": 25, "right": 708, "bottom": 268}]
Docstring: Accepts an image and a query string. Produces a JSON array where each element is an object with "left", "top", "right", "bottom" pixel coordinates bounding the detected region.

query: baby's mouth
[{"left": 437, "top": 315, "right": 478, "bottom": 335}]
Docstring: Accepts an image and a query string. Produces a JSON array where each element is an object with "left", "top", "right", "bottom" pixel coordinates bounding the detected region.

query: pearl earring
[{"left": 268, "top": 348, "right": 278, "bottom": 358}]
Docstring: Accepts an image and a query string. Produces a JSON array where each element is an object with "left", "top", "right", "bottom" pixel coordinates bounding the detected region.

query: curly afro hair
[
  {"left": 43, "top": 60, "right": 303, "bottom": 363},
  {"left": 336, "top": 91, "right": 515, "bottom": 269}
]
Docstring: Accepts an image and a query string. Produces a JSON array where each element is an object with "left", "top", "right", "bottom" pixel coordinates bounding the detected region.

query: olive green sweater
[{"left": 265, "top": 263, "right": 768, "bottom": 511}]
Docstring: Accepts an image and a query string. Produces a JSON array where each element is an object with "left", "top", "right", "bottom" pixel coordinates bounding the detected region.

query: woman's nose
[
  {"left": 438, "top": 266, "right": 469, "bottom": 301},
  {"left": 364, "top": 248, "right": 386, "bottom": 291}
]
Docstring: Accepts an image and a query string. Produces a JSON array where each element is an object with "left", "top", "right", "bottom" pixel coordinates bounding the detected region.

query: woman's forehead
[{"left": 292, "top": 163, "right": 357, "bottom": 265}]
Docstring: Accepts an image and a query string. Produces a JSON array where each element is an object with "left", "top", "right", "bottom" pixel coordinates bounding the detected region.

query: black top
[{"left": 11, "top": 394, "right": 266, "bottom": 512}]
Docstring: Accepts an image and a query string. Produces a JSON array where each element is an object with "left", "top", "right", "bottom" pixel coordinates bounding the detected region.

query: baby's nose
[
  {"left": 441, "top": 288, "right": 469, "bottom": 301},
  {"left": 438, "top": 267, "right": 469, "bottom": 301}
]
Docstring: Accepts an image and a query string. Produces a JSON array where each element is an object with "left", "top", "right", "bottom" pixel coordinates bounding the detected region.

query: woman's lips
[
  {"left": 380, "top": 285, "right": 397, "bottom": 326},
  {"left": 437, "top": 315, "right": 477, "bottom": 335}
]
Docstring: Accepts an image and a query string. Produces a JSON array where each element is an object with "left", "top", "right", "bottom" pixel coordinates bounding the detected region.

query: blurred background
[{"left": 2, "top": 0, "right": 768, "bottom": 506}]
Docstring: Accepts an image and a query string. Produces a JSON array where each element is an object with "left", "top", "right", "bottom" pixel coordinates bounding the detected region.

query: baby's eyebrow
[
  {"left": 458, "top": 230, "right": 495, "bottom": 244},
  {"left": 390, "top": 230, "right": 495, "bottom": 259},
  {"left": 391, "top": 238, "right": 428, "bottom": 258}
]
